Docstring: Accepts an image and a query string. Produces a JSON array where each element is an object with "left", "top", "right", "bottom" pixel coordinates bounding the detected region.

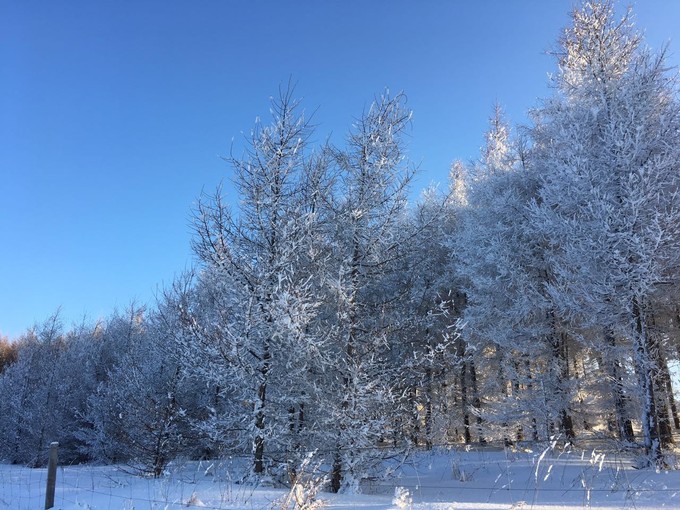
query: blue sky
[{"left": 1, "top": 1, "right": 678, "bottom": 339}]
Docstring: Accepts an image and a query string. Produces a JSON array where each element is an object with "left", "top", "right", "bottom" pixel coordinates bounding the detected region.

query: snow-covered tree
[
  {"left": 528, "top": 1, "right": 680, "bottom": 464},
  {"left": 317, "top": 91, "right": 420, "bottom": 492},
  {"left": 83, "top": 306, "right": 198, "bottom": 476},
  {"left": 79, "top": 305, "right": 148, "bottom": 464},
  {"left": 185, "top": 84, "right": 332, "bottom": 478},
  {"left": 455, "top": 105, "right": 578, "bottom": 444},
  {"left": 393, "top": 186, "right": 461, "bottom": 449},
  {"left": 0, "top": 313, "right": 66, "bottom": 466}
]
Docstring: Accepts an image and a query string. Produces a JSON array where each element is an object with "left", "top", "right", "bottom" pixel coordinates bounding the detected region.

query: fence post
[{"left": 44, "top": 442, "right": 59, "bottom": 510}]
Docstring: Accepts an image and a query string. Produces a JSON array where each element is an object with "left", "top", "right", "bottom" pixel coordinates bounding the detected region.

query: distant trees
[
  {"left": 0, "top": 335, "right": 17, "bottom": 372},
  {"left": 81, "top": 305, "right": 203, "bottom": 476},
  {"left": 79, "top": 306, "right": 147, "bottom": 464},
  {"left": 0, "top": 313, "right": 103, "bottom": 466},
  {"left": 0, "top": 307, "right": 210, "bottom": 473},
  {"left": 0, "top": 314, "right": 68, "bottom": 466}
]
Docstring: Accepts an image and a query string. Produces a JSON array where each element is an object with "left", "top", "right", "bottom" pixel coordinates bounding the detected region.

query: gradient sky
[{"left": 1, "top": 1, "right": 679, "bottom": 339}]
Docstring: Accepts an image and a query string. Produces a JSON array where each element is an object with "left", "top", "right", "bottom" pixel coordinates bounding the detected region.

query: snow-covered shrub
[
  {"left": 392, "top": 486, "right": 412, "bottom": 510},
  {"left": 275, "top": 454, "right": 327, "bottom": 510}
]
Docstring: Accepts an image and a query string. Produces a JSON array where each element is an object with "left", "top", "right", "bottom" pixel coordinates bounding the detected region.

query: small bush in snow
[
  {"left": 275, "top": 454, "right": 327, "bottom": 510},
  {"left": 392, "top": 486, "right": 412, "bottom": 510}
]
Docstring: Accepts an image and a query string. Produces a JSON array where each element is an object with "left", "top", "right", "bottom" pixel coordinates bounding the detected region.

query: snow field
[{"left": 2, "top": 447, "right": 680, "bottom": 509}]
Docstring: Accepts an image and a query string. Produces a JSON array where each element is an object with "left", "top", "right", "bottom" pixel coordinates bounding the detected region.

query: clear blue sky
[{"left": 1, "top": 1, "right": 678, "bottom": 339}]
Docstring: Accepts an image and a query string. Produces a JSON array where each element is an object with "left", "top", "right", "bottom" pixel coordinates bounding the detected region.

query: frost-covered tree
[
  {"left": 319, "top": 91, "right": 420, "bottom": 492},
  {"left": 0, "top": 313, "right": 65, "bottom": 466},
  {"left": 185, "top": 84, "right": 332, "bottom": 477},
  {"left": 50, "top": 321, "right": 106, "bottom": 463},
  {"left": 393, "top": 186, "right": 461, "bottom": 449},
  {"left": 0, "top": 311, "right": 155, "bottom": 466},
  {"left": 79, "top": 305, "right": 148, "bottom": 464},
  {"left": 455, "top": 105, "right": 578, "bottom": 443},
  {"left": 83, "top": 306, "right": 197, "bottom": 476},
  {"left": 528, "top": 1, "right": 680, "bottom": 464}
]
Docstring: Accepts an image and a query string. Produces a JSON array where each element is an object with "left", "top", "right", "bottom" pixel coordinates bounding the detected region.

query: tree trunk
[
  {"left": 651, "top": 334, "right": 674, "bottom": 447},
  {"left": 409, "top": 386, "right": 420, "bottom": 446},
  {"left": 524, "top": 359, "right": 540, "bottom": 441},
  {"left": 660, "top": 360, "right": 680, "bottom": 430},
  {"left": 330, "top": 450, "right": 342, "bottom": 493},
  {"left": 424, "top": 367, "right": 433, "bottom": 449},
  {"left": 331, "top": 227, "right": 362, "bottom": 491},
  {"left": 549, "top": 321, "right": 575, "bottom": 440},
  {"left": 457, "top": 338, "right": 470, "bottom": 444},
  {"left": 605, "top": 331, "right": 635, "bottom": 442},
  {"left": 469, "top": 357, "right": 485, "bottom": 444},
  {"left": 254, "top": 342, "right": 270, "bottom": 474},
  {"left": 632, "top": 296, "right": 662, "bottom": 465}
]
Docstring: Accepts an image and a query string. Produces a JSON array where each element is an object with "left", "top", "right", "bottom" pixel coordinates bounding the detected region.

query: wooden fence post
[{"left": 44, "top": 442, "right": 59, "bottom": 510}]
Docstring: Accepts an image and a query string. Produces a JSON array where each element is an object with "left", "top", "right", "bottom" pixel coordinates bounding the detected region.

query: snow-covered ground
[{"left": 2, "top": 446, "right": 680, "bottom": 509}]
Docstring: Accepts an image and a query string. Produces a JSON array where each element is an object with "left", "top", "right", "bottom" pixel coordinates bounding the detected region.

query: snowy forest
[{"left": 2, "top": 2, "right": 680, "bottom": 493}]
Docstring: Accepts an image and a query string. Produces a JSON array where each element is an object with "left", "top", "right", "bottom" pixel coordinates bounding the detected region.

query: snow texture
[{"left": 3, "top": 448, "right": 680, "bottom": 509}]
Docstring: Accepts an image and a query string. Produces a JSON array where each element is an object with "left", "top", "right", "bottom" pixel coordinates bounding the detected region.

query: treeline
[{"left": 2, "top": 1, "right": 680, "bottom": 489}]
